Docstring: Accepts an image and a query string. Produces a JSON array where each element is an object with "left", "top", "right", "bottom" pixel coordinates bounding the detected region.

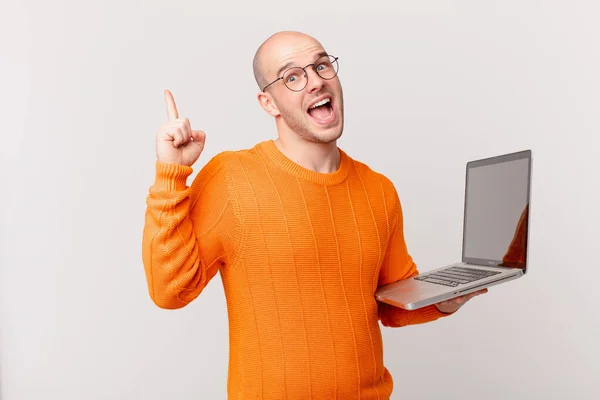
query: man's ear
[{"left": 257, "top": 92, "right": 280, "bottom": 117}]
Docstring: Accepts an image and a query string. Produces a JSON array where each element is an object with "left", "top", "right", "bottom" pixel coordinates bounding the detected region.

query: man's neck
[{"left": 273, "top": 135, "right": 340, "bottom": 174}]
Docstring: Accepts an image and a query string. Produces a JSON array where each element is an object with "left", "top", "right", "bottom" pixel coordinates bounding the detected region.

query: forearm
[
  {"left": 376, "top": 183, "right": 456, "bottom": 327},
  {"left": 142, "top": 162, "right": 214, "bottom": 309}
]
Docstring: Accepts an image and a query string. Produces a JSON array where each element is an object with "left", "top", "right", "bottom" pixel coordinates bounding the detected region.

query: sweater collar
[{"left": 257, "top": 139, "right": 352, "bottom": 186}]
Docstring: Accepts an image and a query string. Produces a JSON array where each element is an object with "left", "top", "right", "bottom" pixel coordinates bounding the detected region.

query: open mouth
[{"left": 307, "top": 97, "right": 335, "bottom": 125}]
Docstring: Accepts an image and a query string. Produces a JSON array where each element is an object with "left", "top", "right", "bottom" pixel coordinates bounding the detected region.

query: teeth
[{"left": 309, "top": 98, "right": 331, "bottom": 109}]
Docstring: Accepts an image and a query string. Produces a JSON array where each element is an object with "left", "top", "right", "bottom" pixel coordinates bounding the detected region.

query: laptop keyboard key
[
  {"left": 420, "top": 277, "right": 459, "bottom": 287},
  {"left": 414, "top": 266, "right": 502, "bottom": 288}
]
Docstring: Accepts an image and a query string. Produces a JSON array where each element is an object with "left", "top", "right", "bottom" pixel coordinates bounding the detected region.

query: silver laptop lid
[{"left": 461, "top": 150, "right": 532, "bottom": 273}]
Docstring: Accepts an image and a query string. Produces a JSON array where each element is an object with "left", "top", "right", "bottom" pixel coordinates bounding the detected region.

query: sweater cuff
[{"left": 154, "top": 161, "right": 193, "bottom": 191}]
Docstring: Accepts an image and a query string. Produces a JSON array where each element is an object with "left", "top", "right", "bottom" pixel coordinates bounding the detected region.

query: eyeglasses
[{"left": 262, "top": 55, "right": 339, "bottom": 92}]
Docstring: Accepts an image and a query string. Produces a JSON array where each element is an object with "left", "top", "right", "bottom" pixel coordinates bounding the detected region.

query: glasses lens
[
  {"left": 283, "top": 67, "right": 307, "bottom": 91},
  {"left": 315, "top": 55, "right": 338, "bottom": 80}
]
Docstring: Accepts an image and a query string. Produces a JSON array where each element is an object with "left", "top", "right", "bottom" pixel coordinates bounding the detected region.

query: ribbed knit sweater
[{"left": 142, "top": 139, "right": 448, "bottom": 399}]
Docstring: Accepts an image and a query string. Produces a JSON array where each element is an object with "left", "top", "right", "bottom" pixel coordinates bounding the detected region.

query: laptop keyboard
[{"left": 414, "top": 266, "right": 501, "bottom": 287}]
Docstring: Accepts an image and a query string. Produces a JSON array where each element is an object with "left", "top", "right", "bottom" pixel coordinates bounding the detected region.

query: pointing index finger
[{"left": 164, "top": 89, "right": 179, "bottom": 121}]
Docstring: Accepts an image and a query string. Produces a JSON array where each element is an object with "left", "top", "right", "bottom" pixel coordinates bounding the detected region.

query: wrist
[{"left": 153, "top": 161, "right": 193, "bottom": 191}]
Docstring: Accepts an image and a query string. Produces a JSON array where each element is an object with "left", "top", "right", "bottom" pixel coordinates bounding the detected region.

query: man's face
[{"left": 263, "top": 41, "right": 344, "bottom": 144}]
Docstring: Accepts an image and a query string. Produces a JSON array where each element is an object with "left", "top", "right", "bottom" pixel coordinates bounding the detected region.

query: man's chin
[
  {"left": 278, "top": 111, "right": 343, "bottom": 143},
  {"left": 308, "top": 127, "right": 343, "bottom": 144}
]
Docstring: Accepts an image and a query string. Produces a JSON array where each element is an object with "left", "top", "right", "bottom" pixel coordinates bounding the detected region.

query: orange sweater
[{"left": 142, "top": 140, "right": 448, "bottom": 399}]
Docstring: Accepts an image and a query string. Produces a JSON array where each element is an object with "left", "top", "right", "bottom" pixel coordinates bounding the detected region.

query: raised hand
[{"left": 155, "top": 90, "right": 206, "bottom": 166}]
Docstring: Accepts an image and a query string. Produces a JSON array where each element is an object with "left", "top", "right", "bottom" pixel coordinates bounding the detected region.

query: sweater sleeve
[
  {"left": 142, "top": 153, "right": 240, "bottom": 309},
  {"left": 377, "top": 186, "right": 451, "bottom": 327}
]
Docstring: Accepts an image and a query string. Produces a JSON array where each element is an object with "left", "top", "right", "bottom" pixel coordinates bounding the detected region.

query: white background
[{"left": 1, "top": 0, "right": 599, "bottom": 399}]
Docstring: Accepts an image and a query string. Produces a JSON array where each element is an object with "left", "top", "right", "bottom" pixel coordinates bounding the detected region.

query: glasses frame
[{"left": 262, "top": 55, "right": 339, "bottom": 92}]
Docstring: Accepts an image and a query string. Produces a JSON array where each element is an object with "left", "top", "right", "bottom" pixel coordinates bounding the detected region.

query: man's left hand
[{"left": 434, "top": 289, "right": 488, "bottom": 314}]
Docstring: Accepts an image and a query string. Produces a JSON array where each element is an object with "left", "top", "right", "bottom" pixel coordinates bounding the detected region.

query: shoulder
[
  {"left": 345, "top": 151, "right": 399, "bottom": 194},
  {"left": 206, "top": 141, "right": 267, "bottom": 168},
  {"left": 344, "top": 151, "right": 390, "bottom": 183},
  {"left": 191, "top": 141, "right": 268, "bottom": 189},
  {"left": 345, "top": 151, "right": 402, "bottom": 215},
  {"left": 196, "top": 144, "right": 258, "bottom": 173}
]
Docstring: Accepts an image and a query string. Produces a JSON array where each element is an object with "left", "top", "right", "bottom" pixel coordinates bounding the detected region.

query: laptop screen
[{"left": 462, "top": 150, "right": 531, "bottom": 270}]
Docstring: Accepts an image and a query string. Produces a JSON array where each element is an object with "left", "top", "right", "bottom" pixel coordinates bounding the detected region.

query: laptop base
[{"left": 375, "top": 263, "right": 524, "bottom": 310}]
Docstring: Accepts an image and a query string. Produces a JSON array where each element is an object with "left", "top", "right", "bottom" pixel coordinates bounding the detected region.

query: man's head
[{"left": 254, "top": 31, "right": 344, "bottom": 144}]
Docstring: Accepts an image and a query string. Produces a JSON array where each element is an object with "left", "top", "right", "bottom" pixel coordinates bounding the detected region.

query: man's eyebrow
[{"left": 275, "top": 51, "right": 329, "bottom": 77}]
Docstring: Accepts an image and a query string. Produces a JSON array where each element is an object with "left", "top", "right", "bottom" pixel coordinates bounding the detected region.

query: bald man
[{"left": 142, "top": 31, "right": 485, "bottom": 400}]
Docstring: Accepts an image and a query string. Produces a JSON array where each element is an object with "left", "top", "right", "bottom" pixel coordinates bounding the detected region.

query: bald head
[{"left": 253, "top": 31, "right": 325, "bottom": 91}]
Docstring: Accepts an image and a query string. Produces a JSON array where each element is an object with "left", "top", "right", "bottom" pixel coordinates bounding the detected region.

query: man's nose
[{"left": 305, "top": 67, "right": 325, "bottom": 93}]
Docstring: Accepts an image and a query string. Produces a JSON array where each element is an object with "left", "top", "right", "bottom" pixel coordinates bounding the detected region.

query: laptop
[{"left": 375, "top": 149, "right": 532, "bottom": 310}]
